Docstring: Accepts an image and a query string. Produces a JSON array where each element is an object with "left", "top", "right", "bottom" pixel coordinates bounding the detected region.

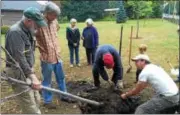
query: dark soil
[{"left": 67, "top": 81, "right": 141, "bottom": 114}]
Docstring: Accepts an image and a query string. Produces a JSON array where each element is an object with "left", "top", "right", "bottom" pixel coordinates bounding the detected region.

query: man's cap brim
[{"left": 36, "top": 20, "right": 47, "bottom": 27}]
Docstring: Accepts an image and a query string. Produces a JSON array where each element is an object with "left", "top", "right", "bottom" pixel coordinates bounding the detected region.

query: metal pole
[{"left": 0, "top": 75, "right": 101, "bottom": 106}]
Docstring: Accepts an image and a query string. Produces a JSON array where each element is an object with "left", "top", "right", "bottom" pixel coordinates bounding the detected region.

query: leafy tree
[
  {"left": 108, "top": 1, "right": 119, "bottom": 8},
  {"left": 151, "top": 1, "right": 163, "bottom": 18},
  {"left": 116, "top": 1, "right": 127, "bottom": 23},
  {"left": 61, "top": 0, "right": 108, "bottom": 21},
  {"left": 124, "top": 1, "right": 153, "bottom": 19}
]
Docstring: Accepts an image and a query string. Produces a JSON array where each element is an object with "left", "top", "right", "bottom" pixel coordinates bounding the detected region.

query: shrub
[{"left": 1, "top": 25, "right": 10, "bottom": 34}]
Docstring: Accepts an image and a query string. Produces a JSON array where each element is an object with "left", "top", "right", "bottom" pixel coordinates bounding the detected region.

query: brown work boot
[{"left": 43, "top": 103, "right": 57, "bottom": 109}]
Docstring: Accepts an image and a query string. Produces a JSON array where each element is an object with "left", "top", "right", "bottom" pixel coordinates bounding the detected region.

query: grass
[
  {"left": 59, "top": 19, "right": 178, "bottom": 72},
  {"left": 1, "top": 18, "right": 179, "bottom": 81},
  {"left": 1, "top": 19, "right": 179, "bottom": 113}
]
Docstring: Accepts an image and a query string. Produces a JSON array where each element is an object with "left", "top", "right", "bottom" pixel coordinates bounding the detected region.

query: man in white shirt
[{"left": 121, "top": 54, "right": 179, "bottom": 114}]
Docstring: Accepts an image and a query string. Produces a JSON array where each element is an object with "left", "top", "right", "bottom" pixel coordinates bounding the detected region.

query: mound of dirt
[{"left": 67, "top": 81, "right": 141, "bottom": 114}]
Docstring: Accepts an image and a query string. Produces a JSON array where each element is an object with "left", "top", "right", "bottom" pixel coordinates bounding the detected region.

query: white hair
[
  {"left": 44, "top": 2, "right": 61, "bottom": 16},
  {"left": 85, "top": 18, "right": 93, "bottom": 25},
  {"left": 22, "top": 15, "right": 31, "bottom": 21},
  {"left": 70, "top": 18, "right": 77, "bottom": 23}
]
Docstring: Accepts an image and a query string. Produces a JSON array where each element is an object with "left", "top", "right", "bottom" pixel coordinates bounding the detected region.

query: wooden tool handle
[{"left": 128, "top": 26, "right": 133, "bottom": 64}]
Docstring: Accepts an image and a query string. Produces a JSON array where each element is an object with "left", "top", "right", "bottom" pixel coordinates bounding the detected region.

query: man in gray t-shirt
[{"left": 121, "top": 54, "right": 179, "bottom": 114}]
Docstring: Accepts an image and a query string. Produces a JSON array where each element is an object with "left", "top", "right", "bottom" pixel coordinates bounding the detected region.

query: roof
[
  {"left": 104, "top": 8, "right": 119, "bottom": 12},
  {"left": 1, "top": 1, "right": 48, "bottom": 11}
]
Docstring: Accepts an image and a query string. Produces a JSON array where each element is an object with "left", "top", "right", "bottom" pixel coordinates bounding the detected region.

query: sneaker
[
  {"left": 70, "top": 64, "right": 74, "bottom": 68},
  {"left": 77, "top": 64, "right": 81, "bottom": 67},
  {"left": 43, "top": 103, "right": 57, "bottom": 109},
  {"left": 61, "top": 97, "right": 76, "bottom": 103}
]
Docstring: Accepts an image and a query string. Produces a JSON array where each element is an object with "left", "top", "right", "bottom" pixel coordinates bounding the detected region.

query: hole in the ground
[
  {"left": 67, "top": 81, "right": 141, "bottom": 114},
  {"left": 67, "top": 81, "right": 179, "bottom": 114}
]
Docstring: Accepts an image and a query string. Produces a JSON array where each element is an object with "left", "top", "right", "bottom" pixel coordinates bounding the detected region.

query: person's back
[
  {"left": 5, "top": 21, "right": 35, "bottom": 76},
  {"left": 95, "top": 45, "right": 118, "bottom": 60},
  {"left": 139, "top": 64, "right": 178, "bottom": 96},
  {"left": 6, "top": 21, "right": 22, "bottom": 64},
  {"left": 92, "top": 44, "right": 124, "bottom": 89}
]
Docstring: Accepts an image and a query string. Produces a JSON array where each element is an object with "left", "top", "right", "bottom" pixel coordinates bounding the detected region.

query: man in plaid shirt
[{"left": 36, "top": 2, "right": 74, "bottom": 109}]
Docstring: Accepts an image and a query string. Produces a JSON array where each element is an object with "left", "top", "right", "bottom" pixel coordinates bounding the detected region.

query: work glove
[
  {"left": 170, "top": 68, "right": 179, "bottom": 76},
  {"left": 116, "top": 80, "right": 124, "bottom": 89},
  {"left": 107, "top": 79, "right": 113, "bottom": 86},
  {"left": 28, "top": 74, "right": 42, "bottom": 90}
]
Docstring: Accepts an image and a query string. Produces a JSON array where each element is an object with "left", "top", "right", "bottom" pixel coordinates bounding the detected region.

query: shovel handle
[
  {"left": 128, "top": 26, "right": 133, "bottom": 64},
  {"left": 119, "top": 25, "right": 123, "bottom": 56}
]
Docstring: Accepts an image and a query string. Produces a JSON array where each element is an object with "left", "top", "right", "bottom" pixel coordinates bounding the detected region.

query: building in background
[{"left": 1, "top": 1, "right": 60, "bottom": 26}]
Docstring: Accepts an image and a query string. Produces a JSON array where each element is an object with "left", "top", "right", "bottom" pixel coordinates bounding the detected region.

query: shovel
[
  {"left": 126, "top": 26, "right": 133, "bottom": 73},
  {"left": 119, "top": 25, "right": 123, "bottom": 56},
  {"left": 0, "top": 73, "right": 103, "bottom": 106}
]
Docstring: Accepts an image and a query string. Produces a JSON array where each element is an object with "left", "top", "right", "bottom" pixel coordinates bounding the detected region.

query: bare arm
[{"left": 121, "top": 81, "right": 148, "bottom": 99}]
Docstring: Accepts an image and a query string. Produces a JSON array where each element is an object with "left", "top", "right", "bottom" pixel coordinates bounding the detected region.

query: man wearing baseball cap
[
  {"left": 92, "top": 45, "right": 124, "bottom": 90},
  {"left": 121, "top": 54, "right": 179, "bottom": 114},
  {"left": 5, "top": 7, "right": 46, "bottom": 114}
]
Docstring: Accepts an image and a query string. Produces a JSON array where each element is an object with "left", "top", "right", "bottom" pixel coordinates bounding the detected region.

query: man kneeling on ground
[
  {"left": 92, "top": 45, "right": 124, "bottom": 90},
  {"left": 121, "top": 54, "right": 179, "bottom": 114}
]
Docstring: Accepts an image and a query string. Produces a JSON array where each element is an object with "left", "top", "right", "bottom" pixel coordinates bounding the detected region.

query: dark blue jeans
[
  {"left": 85, "top": 48, "right": 96, "bottom": 65},
  {"left": 41, "top": 60, "right": 67, "bottom": 104},
  {"left": 68, "top": 45, "right": 80, "bottom": 65}
]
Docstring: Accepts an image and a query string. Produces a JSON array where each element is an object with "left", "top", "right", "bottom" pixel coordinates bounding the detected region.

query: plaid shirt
[{"left": 36, "top": 19, "right": 60, "bottom": 64}]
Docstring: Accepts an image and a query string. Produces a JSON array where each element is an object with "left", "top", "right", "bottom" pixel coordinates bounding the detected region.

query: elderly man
[
  {"left": 121, "top": 54, "right": 179, "bottom": 114},
  {"left": 5, "top": 7, "right": 46, "bottom": 114},
  {"left": 92, "top": 45, "right": 124, "bottom": 90},
  {"left": 82, "top": 18, "right": 99, "bottom": 65},
  {"left": 36, "top": 2, "right": 73, "bottom": 109}
]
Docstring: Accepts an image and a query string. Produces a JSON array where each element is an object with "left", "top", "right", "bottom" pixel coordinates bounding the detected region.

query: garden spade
[{"left": 126, "top": 26, "right": 133, "bottom": 73}]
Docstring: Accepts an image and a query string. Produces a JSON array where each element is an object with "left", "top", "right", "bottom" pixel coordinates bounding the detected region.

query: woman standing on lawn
[
  {"left": 82, "top": 18, "right": 99, "bottom": 65},
  {"left": 66, "top": 18, "right": 81, "bottom": 67}
]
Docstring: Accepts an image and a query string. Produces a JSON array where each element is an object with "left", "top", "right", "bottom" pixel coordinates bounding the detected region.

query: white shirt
[{"left": 139, "top": 64, "right": 178, "bottom": 96}]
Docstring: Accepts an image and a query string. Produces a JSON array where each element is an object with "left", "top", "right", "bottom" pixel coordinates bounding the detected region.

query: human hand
[
  {"left": 117, "top": 80, "right": 124, "bottom": 89},
  {"left": 28, "top": 74, "right": 42, "bottom": 90},
  {"left": 74, "top": 43, "right": 77, "bottom": 47},
  {"left": 107, "top": 80, "right": 113, "bottom": 86},
  {"left": 121, "top": 93, "right": 127, "bottom": 99}
]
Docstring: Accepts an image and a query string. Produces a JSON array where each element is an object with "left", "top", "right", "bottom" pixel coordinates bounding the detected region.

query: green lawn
[
  {"left": 1, "top": 19, "right": 179, "bottom": 114},
  {"left": 1, "top": 19, "right": 179, "bottom": 78}
]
